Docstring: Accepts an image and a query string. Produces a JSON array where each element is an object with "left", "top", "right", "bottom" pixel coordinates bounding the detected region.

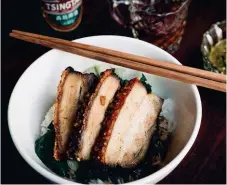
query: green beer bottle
[{"left": 42, "top": 0, "right": 83, "bottom": 32}]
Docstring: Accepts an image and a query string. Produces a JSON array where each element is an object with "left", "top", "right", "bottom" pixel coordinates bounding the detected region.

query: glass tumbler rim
[{"left": 127, "top": 0, "right": 191, "bottom": 17}]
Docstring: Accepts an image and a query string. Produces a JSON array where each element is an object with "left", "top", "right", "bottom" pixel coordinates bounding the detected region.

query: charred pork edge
[
  {"left": 68, "top": 87, "right": 95, "bottom": 159},
  {"left": 92, "top": 77, "right": 141, "bottom": 164},
  {"left": 67, "top": 73, "right": 98, "bottom": 159},
  {"left": 76, "top": 69, "right": 120, "bottom": 160},
  {"left": 53, "top": 67, "right": 84, "bottom": 161}
]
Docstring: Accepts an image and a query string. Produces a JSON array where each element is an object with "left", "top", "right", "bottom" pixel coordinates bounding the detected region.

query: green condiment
[{"left": 209, "top": 39, "right": 226, "bottom": 74}]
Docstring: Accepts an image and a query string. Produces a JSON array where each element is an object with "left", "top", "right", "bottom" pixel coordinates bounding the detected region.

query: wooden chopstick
[
  {"left": 9, "top": 31, "right": 226, "bottom": 92},
  {"left": 11, "top": 30, "right": 226, "bottom": 84}
]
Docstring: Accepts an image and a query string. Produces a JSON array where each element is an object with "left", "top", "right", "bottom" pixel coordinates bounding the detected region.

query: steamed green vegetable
[
  {"left": 35, "top": 123, "right": 71, "bottom": 178},
  {"left": 140, "top": 74, "right": 152, "bottom": 93}
]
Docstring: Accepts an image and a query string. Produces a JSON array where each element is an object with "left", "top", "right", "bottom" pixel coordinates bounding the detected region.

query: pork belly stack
[
  {"left": 75, "top": 69, "right": 121, "bottom": 161},
  {"left": 53, "top": 67, "right": 163, "bottom": 167},
  {"left": 53, "top": 67, "right": 97, "bottom": 161},
  {"left": 93, "top": 78, "right": 163, "bottom": 168}
]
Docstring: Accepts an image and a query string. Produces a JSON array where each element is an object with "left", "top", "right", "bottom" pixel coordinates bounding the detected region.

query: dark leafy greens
[
  {"left": 119, "top": 73, "right": 152, "bottom": 93},
  {"left": 140, "top": 74, "right": 152, "bottom": 93},
  {"left": 120, "top": 78, "right": 129, "bottom": 86},
  {"left": 35, "top": 123, "right": 70, "bottom": 178}
]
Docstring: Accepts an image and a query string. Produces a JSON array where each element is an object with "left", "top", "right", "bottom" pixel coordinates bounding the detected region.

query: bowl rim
[{"left": 8, "top": 35, "right": 202, "bottom": 184}]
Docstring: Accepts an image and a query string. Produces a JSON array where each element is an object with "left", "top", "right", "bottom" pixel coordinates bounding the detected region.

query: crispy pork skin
[
  {"left": 53, "top": 67, "right": 97, "bottom": 161},
  {"left": 76, "top": 69, "right": 121, "bottom": 161},
  {"left": 94, "top": 78, "right": 163, "bottom": 167}
]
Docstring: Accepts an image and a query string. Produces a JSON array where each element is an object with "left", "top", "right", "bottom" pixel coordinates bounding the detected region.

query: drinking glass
[{"left": 109, "top": 0, "right": 191, "bottom": 54}]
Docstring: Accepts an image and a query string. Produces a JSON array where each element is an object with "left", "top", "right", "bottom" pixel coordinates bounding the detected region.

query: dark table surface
[{"left": 2, "top": 0, "right": 226, "bottom": 184}]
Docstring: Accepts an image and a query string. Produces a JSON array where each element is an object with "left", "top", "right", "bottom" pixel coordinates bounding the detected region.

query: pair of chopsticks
[{"left": 10, "top": 30, "right": 226, "bottom": 92}]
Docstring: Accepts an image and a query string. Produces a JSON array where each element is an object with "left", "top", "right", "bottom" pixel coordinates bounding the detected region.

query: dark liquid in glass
[{"left": 110, "top": 0, "right": 190, "bottom": 54}]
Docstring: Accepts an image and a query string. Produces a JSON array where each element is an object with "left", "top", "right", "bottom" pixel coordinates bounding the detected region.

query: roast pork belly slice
[
  {"left": 93, "top": 78, "right": 163, "bottom": 168},
  {"left": 117, "top": 93, "right": 163, "bottom": 167},
  {"left": 53, "top": 67, "right": 97, "bottom": 161},
  {"left": 76, "top": 69, "right": 121, "bottom": 161}
]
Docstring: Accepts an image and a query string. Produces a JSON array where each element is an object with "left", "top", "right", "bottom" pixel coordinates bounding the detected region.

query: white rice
[
  {"left": 159, "top": 98, "right": 177, "bottom": 133},
  {"left": 67, "top": 160, "right": 79, "bottom": 172},
  {"left": 40, "top": 105, "right": 54, "bottom": 136}
]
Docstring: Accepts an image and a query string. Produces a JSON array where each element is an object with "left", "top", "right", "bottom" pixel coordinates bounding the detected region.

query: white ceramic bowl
[{"left": 8, "top": 36, "right": 202, "bottom": 184}]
